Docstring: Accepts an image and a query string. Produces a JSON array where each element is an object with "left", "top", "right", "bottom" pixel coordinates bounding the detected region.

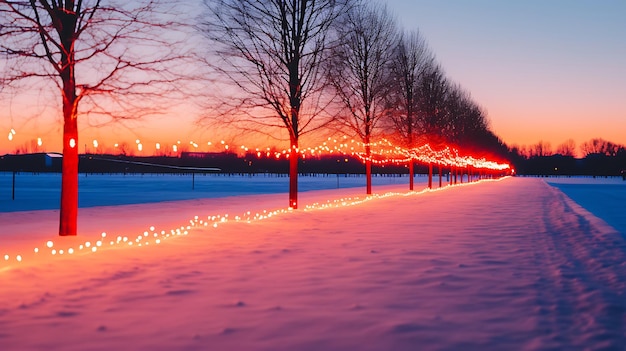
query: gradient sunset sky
[
  {"left": 386, "top": 0, "right": 626, "bottom": 152},
  {"left": 1, "top": 0, "right": 625, "bottom": 156}
]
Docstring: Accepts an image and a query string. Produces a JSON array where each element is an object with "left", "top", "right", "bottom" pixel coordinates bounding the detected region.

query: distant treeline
[
  {"left": 506, "top": 138, "right": 626, "bottom": 177},
  {"left": 3, "top": 151, "right": 623, "bottom": 177},
  {"left": 509, "top": 153, "right": 625, "bottom": 177}
]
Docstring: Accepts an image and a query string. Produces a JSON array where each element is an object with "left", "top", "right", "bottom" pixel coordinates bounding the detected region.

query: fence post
[{"left": 12, "top": 171, "right": 16, "bottom": 200}]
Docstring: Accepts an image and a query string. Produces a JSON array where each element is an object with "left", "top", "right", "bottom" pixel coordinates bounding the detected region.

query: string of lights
[
  {"left": 6, "top": 130, "right": 510, "bottom": 171},
  {"left": 0, "top": 176, "right": 510, "bottom": 270}
]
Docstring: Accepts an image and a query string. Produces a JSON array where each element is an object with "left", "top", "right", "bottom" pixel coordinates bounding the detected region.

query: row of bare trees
[
  {"left": 201, "top": 0, "right": 505, "bottom": 202},
  {"left": 512, "top": 138, "right": 625, "bottom": 159},
  {"left": 1, "top": 0, "right": 506, "bottom": 235}
]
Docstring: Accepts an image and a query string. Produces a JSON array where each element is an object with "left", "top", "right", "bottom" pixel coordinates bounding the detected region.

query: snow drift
[{"left": 1, "top": 177, "right": 625, "bottom": 350}]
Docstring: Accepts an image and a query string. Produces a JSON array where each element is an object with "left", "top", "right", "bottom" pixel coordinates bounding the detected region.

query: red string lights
[{"left": 235, "top": 136, "right": 510, "bottom": 172}]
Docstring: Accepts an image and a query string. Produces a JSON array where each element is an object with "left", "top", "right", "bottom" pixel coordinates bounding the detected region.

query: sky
[
  {"left": 1, "top": 0, "right": 625, "bottom": 157},
  {"left": 385, "top": 0, "right": 626, "bottom": 153}
]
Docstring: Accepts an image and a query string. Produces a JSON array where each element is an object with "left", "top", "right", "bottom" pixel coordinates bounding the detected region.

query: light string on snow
[{"left": 0, "top": 177, "right": 509, "bottom": 270}]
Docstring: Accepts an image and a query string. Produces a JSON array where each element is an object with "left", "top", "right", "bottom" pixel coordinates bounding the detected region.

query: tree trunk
[
  {"left": 59, "top": 114, "right": 78, "bottom": 236},
  {"left": 409, "top": 161, "right": 414, "bottom": 191},
  {"left": 57, "top": 7, "right": 79, "bottom": 236},
  {"left": 428, "top": 162, "right": 433, "bottom": 189},
  {"left": 438, "top": 164, "right": 442, "bottom": 187},
  {"left": 365, "top": 143, "right": 372, "bottom": 195},
  {"left": 289, "top": 141, "right": 298, "bottom": 209},
  {"left": 59, "top": 67, "right": 78, "bottom": 236}
]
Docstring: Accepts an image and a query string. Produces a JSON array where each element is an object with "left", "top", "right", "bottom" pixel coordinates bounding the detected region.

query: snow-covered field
[
  {"left": 1, "top": 176, "right": 625, "bottom": 350},
  {"left": 545, "top": 177, "right": 626, "bottom": 236},
  {"left": 0, "top": 172, "right": 416, "bottom": 212}
]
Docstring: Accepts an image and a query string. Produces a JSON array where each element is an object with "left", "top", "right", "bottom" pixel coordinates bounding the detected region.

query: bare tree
[
  {"left": 414, "top": 61, "right": 449, "bottom": 147},
  {"left": 199, "top": 0, "right": 347, "bottom": 209},
  {"left": 529, "top": 141, "right": 552, "bottom": 157},
  {"left": 555, "top": 139, "right": 576, "bottom": 157},
  {"left": 328, "top": 0, "right": 398, "bottom": 194},
  {"left": 1, "top": 0, "right": 188, "bottom": 235},
  {"left": 580, "top": 138, "right": 623, "bottom": 157},
  {"left": 386, "top": 29, "right": 432, "bottom": 190},
  {"left": 444, "top": 84, "right": 494, "bottom": 149},
  {"left": 514, "top": 145, "right": 529, "bottom": 159}
]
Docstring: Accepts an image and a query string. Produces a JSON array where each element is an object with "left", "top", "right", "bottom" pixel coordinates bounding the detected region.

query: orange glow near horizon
[
  {"left": 3, "top": 111, "right": 625, "bottom": 160},
  {"left": 1, "top": 125, "right": 511, "bottom": 172}
]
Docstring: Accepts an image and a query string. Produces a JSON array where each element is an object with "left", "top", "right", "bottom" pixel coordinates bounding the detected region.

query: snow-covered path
[{"left": 1, "top": 177, "right": 625, "bottom": 350}]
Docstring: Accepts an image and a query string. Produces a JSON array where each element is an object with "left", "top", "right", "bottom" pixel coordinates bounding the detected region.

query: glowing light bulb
[
  {"left": 46, "top": 241, "right": 54, "bottom": 248},
  {"left": 69, "top": 138, "right": 76, "bottom": 148}
]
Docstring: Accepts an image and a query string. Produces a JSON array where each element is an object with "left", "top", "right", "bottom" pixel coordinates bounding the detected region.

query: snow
[
  {"left": 545, "top": 177, "right": 626, "bottom": 236},
  {"left": 0, "top": 172, "right": 417, "bottom": 212},
  {"left": 1, "top": 176, "right": 626, "bottom": 350}
]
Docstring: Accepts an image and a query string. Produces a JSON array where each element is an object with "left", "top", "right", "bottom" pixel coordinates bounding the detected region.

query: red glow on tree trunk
[
  {"left": 409, "top": 161, "right": 414, "bottom": 191},
  {"left": 438, "top": 165, "right": 443, "bottom": 188},
  {"left": 366, "top": 159, "right": 372, "bottom": 195},
  {"left": 365, "top": 142, "right": 372, "bottom": 195},
  {"left": 428, "top": 163, "right": 433, "bottom": 189},
  {"left": 59, "top": 121, "right": 78, "bottom": 236},
  {"left": 289, "top": 147, "right": 298, "bottom": 209}
]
